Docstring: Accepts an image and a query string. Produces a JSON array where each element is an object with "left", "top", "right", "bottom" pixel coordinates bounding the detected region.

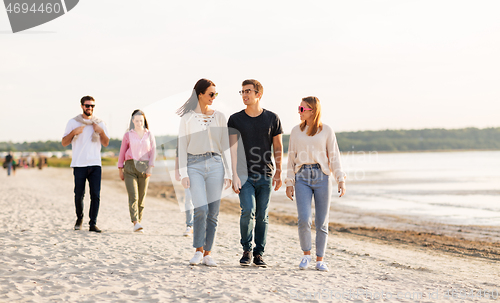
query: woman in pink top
[{"left": 118, "top": 110, "right": 156, "bottom": 233}]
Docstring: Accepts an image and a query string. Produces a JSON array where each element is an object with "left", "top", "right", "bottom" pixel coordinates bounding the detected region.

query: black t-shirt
[{"left": 228, "top": 109, "right": 283, "bottom": 177}]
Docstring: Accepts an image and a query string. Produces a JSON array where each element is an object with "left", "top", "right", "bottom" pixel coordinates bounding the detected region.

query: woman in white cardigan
[
  {"left": 285, "top": 96, "right": 346, "bottom": 272},
  {"left": 177, "top": 78, "right": 232, "bottom": 267}
]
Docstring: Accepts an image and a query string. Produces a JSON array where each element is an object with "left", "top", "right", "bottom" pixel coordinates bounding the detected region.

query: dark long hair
[
  {"left": 129, "top": 109, "right": 149, "bottom": 130},
  {"left": 176, "top": 78, "right": 215, "bottom": 117}
]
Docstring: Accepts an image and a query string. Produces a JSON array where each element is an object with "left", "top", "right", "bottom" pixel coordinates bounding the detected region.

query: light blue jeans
[
  {"left": 295, "top": 164, "right": 332, "bottom": 258},
  {"left": 187, "top": 153, "right": 224, "bottom": 251}
]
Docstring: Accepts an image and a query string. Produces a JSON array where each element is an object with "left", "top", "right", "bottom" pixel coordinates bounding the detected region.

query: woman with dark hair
[
  {"left": 285, "top": 96, "right": 346, "bottom": 272},
  {"left": 177, "top": 78, "right": 232, "bottom": 267},
  {"left": 118, "top": 109, "right": 156, "bottom": 233}
]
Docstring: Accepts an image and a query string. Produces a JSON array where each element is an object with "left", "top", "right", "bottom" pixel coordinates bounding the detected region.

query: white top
[
  {"left": 178, "top": 110, "right": 232, "bottom": 180},
  {"left": 285, "top": 124, "right": 346, "bottom": 187},
  {"left": 63, "top": 116, "right": 109, "bottom": 167}
]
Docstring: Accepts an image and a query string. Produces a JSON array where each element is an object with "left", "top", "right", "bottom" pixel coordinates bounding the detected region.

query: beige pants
[{"left": 124, "top": 160, "right": 150, "bottom": 223}]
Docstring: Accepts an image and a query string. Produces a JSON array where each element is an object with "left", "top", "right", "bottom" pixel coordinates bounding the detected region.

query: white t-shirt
[{"left": 63, "top": 116, "right": 109, "bottom": 167}]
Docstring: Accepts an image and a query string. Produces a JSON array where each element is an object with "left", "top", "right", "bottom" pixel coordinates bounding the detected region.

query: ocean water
[
  {"left": 155, "top": 151, "right": 500, "bottom": 227},
  {"left": 334, "top": 150, "right": 500, "bottom": 226}
]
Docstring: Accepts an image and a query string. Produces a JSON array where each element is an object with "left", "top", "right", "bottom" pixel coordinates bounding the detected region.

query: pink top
[{"left": 118, "top": 129, "right": 156, "bottom": 168}]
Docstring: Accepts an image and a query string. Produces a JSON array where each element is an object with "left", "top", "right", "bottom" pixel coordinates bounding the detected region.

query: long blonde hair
[{"left": 299, "top": 96, "right": 323, "bottom": 136}]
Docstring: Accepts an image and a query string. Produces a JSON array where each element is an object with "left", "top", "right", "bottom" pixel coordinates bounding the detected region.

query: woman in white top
[
  {"left": 285, "top": 96, "right": 346, "bottom": 272},
  {"left": 177, "top": 78, "right": 232, "bottom": 267}
]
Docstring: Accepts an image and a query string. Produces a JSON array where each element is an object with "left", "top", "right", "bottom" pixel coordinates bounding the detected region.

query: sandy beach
[{"left": 1, "top": 167, "right": 499, "bottom": 302}]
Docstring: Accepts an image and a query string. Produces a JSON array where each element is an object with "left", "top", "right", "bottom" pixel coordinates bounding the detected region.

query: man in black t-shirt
[{"left": 228, "top": 79, "right": 283, "bottom": 268}]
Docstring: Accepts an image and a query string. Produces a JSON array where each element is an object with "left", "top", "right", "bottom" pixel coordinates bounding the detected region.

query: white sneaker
[
  {"left": 133, "top": 223, "right": 143, "bottom": 232},
  {"left": 189, "top": 251, "right": 203, "bottom": 265},
  {"left": 202, "top": 255, "right": 217, "bottom": 267},
  {"left": 315, "top": 261, "right": 329, "bottom": 272},
  {"left": 183, "top": 226, "right": 193, "bottom": 237},
  {"left": 299, "top": 255, "right": 312, "bottom": 270}
]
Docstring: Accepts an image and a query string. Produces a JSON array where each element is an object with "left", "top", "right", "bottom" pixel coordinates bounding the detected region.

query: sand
[{"left": 1, "top": 167, "right": 499, "bottom": 302}]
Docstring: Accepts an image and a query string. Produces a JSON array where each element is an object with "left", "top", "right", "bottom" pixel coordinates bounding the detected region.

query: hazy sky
[{"left": 1, "top": 0, "right": 499, "bottom": 142}]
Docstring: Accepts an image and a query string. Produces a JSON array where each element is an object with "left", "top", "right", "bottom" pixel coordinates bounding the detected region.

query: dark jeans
[
  {"left": 73, "top": 166, "right": 102, "bottom": 227},
  {"left": 239, "top": 174, "right": 272, "bottom": 256}
]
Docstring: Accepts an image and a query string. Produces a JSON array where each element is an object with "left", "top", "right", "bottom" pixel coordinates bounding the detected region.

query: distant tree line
[{"left": 1, "top": 128, "right": 499, "bottom": 153}]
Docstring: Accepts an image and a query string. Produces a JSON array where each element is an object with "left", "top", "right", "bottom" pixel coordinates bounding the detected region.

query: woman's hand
[
  {"left": 119, "top": 168, "right": 124, "bottom": 181},
  {"left": 145, "top": 167, "right": 153, "bottom": 178},
  {"left": 224, "top": 178, "right": 232, "bottom": 190},
  {"left": 182, "top": 177, "right": 190, "bottom": 189},
  {"left": 286, "top": 186, "right": 294, "bottom": 201},
  {"left": 175, "top": 169, "right": 181, "bottom": 181},
  {"left": 338, "top": 181, "right": 346, "bottom": 197}
]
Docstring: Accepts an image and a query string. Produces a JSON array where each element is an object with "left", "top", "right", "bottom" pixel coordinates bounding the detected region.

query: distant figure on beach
[
  {"left": 4, "top": 153, "right": 13, "bottom": 176},
  {"left": 175, "top": 151, "right": 193, "bottom": 237},
  {"left": 285, "top": 96, "right": 346, "bottom": 272},
  {"left": 228, "top": 79, "right": 283, "bottom": 268},
  {"left": 177, "top": 78, "right": 232, "bottom": 267},
  {"left": 62, "top": 96, "right": 110, "bottom": 233},
  {"left": 118, "top": 110, "right": 156, "bottom": 233}
]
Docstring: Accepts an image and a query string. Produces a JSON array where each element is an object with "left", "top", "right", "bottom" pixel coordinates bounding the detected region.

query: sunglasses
[
  {"left": 298, "top": 106, "right": 312, "bottom": 113},
  {"left": 239, "top": 89, "right": 259, "bottom": 95},
  {"left": 208, "top": 92, "right": 218, "bottom": 98},
  {"left": 84, "top": 104, "right": 95, "bottom": 108}
]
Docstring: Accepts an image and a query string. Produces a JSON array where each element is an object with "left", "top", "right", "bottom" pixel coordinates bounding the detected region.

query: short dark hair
[
  {"left": 242, "top": 79, "right": 263, "bottom": 96},
  {"left": 80, "top": 96, "right": 95, "bottom": 105},
  {"left": 129, "top": 109, "right": 149, "bottom": 130}
]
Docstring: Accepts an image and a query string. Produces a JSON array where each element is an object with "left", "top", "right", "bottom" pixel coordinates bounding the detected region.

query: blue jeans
[
  {"left": 7, "top": 162, "right": 12, "bottom": 176},
  {"left": 185, "top": 188, "right": 193, "bottom": 226},
  {"left": 73, "top": 166, "right": 102, "bottom": 227},
  {"left": 239, "top": 174, "right": 272, "bottom": 255},
  {"left": 187, "top": 153, "right": 224, "bottom": 251},
  {"left": 295, "top": 164, "right": 331, "bottom": 258}
]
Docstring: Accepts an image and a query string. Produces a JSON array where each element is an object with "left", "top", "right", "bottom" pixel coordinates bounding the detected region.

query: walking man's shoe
[
  {"left": 74, "top": 218, "right": 83, "bottom": 230},
  {"left": 240, "top": 251, "right": 252, "bottom": 266},
  {"left": 253, "top": 254, "right": 267, "bottom": 268},
  {"left": 89, "top": 225, "right": 102, "bottom": 233}
]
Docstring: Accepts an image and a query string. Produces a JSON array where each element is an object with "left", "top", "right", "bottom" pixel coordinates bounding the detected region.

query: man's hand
[
  {"left": 74, "top": 126, "right": 85, "bottom": 135},
  {"left": 119, "top": 168, "right": 124, "bottom": 181},
  {"left": 182, "top": 177, "right": 190, "bottom": 189},
  {"left": 286, "top": 186, "right": 294, "bottom": 201},
  {"left": 92, "top": 123, "right": 104, "bottom": 135},
  {"left": 232, "top": 175, "right": 242, "bottom": 194},
  {"left": 272, "top": 171, "right": 282, "bottom": 191},
  {"left": 338, "top": 181, "right": 346, "bottom": 197}
]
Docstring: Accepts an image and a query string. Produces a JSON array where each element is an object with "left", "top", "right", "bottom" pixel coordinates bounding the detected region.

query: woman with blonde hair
[
  {"left": 118, "top": 109, "right": 156, "bottom": 233},
  {"left": 285, "top": 96, "right": 346, "bottom": 271}
]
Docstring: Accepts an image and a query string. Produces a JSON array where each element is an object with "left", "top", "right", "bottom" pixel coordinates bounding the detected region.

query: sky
[{"left": 1, "top": 0, "right": 499, "bottom": 142}]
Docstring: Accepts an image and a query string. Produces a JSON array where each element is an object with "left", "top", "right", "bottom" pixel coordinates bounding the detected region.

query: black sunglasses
[
  {"left": 208, "top": 92, "right": 218, "bottom": 98},
  {"left": 84, "top": 104, "right": 95, "bottom": 108},
  {"left": 239, "top": 89, "right": 259, "bottom": 95}
]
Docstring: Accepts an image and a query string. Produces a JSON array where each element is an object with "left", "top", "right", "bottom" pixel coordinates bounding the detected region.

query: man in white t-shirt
[{"left": 62, "top": 96, "right": 110, "bottom": 233}]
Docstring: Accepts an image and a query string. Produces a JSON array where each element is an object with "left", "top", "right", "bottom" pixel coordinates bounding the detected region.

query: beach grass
[{"left": 47, "top": 157, "right": 118, "bottom": 167}]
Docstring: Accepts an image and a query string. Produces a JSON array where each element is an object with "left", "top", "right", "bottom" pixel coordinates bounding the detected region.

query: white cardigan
[{"left": 178, "top": 110, "right": 232, "bottom": 180}]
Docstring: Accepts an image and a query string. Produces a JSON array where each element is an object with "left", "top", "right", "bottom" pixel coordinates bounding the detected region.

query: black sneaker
[
  {"left": 74, "top": 218, "right": 83, "bottom": 230},
  {"left": 89, "top": 225, "right": 102, "bottom": 233},
  {"left": 239, "top": 251, "right": 252, "bottom": 266},
  {"left": 253, "top": 254, "right": 267, "bottom": 268}
]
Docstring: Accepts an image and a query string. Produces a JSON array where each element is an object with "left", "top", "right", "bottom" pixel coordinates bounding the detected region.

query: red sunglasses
[{"left": 298, "top": 106, "right": 312, "bottom": 113}]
